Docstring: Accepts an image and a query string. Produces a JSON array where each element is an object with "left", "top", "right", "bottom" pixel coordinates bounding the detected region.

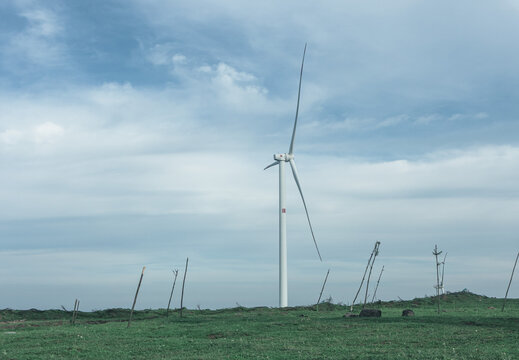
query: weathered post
[
  {"left": 351, "top": 241, "right": 380, "bottom": 311},
  {"left": 128, "top": 266, "right": 146, "bottom": 328},
  {"left": 167, "top": 269, "right": 179, "bottom": 317},
  {"left": 502, "top": 251, "right": 519, "bottom": 312},
  {"left": 371, "top": 265, "right": 385, "bottom": 304},
  {"left": 433, "top": 245, "right": 442, "bottom": 314},
  {"left": 70, "top": 299, "right": 78, "bottom": 324},
  {"left": 316, "top": 269, "right": 330, "bottom": 311},
  {"left": 363, "top": 242, "right": 380, "bottom": 309},
  {"left": 440, "top": 253, "right": 447, "bottom": 295},
  {"left": 73, "top": 300, "right": 80, "bottom": 324},
  {"left": 180, "top": 258, "right": 189, "bottom": 318}
]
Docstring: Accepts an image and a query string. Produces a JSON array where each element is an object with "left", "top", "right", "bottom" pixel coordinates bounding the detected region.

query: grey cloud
[{"left": 1, "top": 0, "right": 519, "bottom": 309}]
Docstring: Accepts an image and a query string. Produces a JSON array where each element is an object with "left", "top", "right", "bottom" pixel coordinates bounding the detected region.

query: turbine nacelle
[{"left": 273, "top": 153, "right": 294, "bottom": 162}]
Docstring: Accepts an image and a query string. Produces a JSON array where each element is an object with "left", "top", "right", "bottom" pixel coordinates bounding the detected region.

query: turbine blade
[
  {"left": 289, "top": 158, "right": 322, "bottom": 261},
  {"left": 264, "top": 161, "right": 279, "bottom": 170},
  {"left": 288, "top": 43, "right": 307, "bottom": 155}
]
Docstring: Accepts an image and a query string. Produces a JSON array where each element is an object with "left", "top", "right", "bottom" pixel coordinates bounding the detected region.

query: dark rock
[
  {"left": 359, "top": 309, "right": 381, "bottom": 317},
  {"left": 343, "top": 312, "right": 358, "bottom": 318},
  {"left": 402, "top": 309, "right": 415, "bottom": 316}
]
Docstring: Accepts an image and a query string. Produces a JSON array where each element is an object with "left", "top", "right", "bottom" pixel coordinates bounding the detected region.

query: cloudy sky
[{"left": 1, "top": 0, "right": 519, "bottom": 310}]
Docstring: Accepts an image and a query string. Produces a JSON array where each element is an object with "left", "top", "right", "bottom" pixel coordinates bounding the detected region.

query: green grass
[{"left": 1, "top": 292, "right": 518, "bottom": 359}]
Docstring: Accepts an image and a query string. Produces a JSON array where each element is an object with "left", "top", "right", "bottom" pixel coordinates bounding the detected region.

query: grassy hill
[{"left": 1, "top": 291, "right": 518, "bottom": 359}]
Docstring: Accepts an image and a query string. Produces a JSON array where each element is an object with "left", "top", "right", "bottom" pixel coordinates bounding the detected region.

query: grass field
[{"left": 1, "top": 291, "right": 518, "bottom": 359}]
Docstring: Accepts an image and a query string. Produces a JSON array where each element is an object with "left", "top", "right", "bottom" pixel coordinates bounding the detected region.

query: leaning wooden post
[
  {"left": 70, "top": 299, "right": 78, "bottom": 324},
  {"left": 316, "top": 269, "right": 330, "bottom": 311},
  {"left": 363, "top": 242, "right": 380, "bottom": 309},
  {"left": 502, "top": 251, "right": 519, "bottom": 312},
  {"left": 128, "top": 266, "right": 146, "bottom": 328},
  {"left": 433, "top": 245, "right": 442, "bottom": 315},
  {"left": 351, "top": 241, "right": 380, "bottom": 311},
  {"left": 371, "top": 265, "right": 384, "bottom": 304},
  {"left": 440, "top": 253, "right": 447, "bottom": 295},
  {"left": 73, "top": 300, "right": 80, "bottom": 324},
  {"left": 180, "top": 258, "right": 189, "bottom": 318},
  {"left": 167, "top": 269, "right": 179, "bottom": 317}
]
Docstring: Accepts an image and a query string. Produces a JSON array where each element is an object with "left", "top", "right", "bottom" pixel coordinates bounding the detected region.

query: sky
[{"left": 1, "top": 0, "right": 519, "bottom": 310}]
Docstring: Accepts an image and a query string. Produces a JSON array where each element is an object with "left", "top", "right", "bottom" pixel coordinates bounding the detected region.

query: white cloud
[
  {"left": 20, "top": 8, "right": 62, "bottom": 37},
  {"left": 1, "top": 81, "right": 517, "bottom": 228},
  {"left": 215, "top": 62, "right": 256, "bottom": 82},
  {"left": 142, "top": 43, "right": 281, "bottom": 115},
  {"left": 206, "top": 63, "right": 268, "bottom": 109},
  {"left": 0, "top": 129, "right": 23, "bottom": 145},
  {"left": 183, "top": 60, "right": 274, "bottom": 113},
  {"left": 146, "top": 43, "right": 179, "bottom": 66},
  {"left": 377, "top": 114, "right": 408, "bottom": 128},
  {"left": 131, "top": 0, "right": 519, "bottom": 118},
  {"left": 172, "top": 54, "right": 187, "bottom": 64},
  {"left": 414, "top": 114, "right": 441, "bottom": 125},
  {"left": 306, "top": 145, "right": 519, "bottom": 199},
  {"left": 197, "top": 65, "right": 211, "bottom": 73},
  {"left": 143, "top": 43, "right": 187, "bottom": 71},
  {"left": 87, "top": 82, "right": 136, "bottom": 107},
  {"left": 0, "top": 122, "right": 64, "bottom": 148},
  {"left": 3, "top": 4, "right": 65, "bottom": 67},
  {"left": 304, "top": 112, "right": 492, "bottom": 134},
  {"left": 448, "top": 112, "right": 489, "bottom": 121},
  {"left": 305, "top": 114, "right": 407, "bottom": 132},
  {"left": 33, "top": 121, "right": 64, "bottom": 144},
  {"left": 0, "top": 80, "right": 282, "bottom": 222}
]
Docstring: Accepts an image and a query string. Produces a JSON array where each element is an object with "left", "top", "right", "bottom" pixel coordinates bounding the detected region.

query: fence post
[
  {"left": 128, "top": 266, "right": 146, "bottom": 328},
  {"left": 180, "top": 258, "right": 189, "bottom": 318}
]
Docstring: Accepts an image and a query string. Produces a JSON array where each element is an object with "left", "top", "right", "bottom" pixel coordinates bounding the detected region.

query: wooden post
[
  {"left": 363, "top": 242, "right": 380, "bottom": 309},
  {"left": 167, "top": 269, "right": 179, "bottom": 317},
  {"left": 440, "top": 253, "right": 447, "bottom": 295},
  {"left": 128, "top": 266, "right": 146, "bottom": 328},
  {"left": 351, "top": 241, "right": 380, "bottom": 311},
  {"left": 73, "top": 300, "right": 80, "bottom": 324},
  {"left": 371, "top": 265, "right": 384, "bottom": 304},
  {"left": 180, "top": 258, "right": 189, "bottom": 318},
  {"left": 316, "top": 269, "right": 330, "bottom": 311},
  {"left": 433, "top": 245, "right": 442, "bottom": 314},
  {"left": 502, "top": 251, "right": 519, "bottom": 312},
  {"left": 71, "top": 299, "right": 78, "bottom": 324}
]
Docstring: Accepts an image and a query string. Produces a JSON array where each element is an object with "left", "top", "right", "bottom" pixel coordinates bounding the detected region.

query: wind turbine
[{"left": 264, "top": 44, "right": 322, "bottom": 308}]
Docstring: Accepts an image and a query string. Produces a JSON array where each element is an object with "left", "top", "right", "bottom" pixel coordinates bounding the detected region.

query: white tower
[{"left": 264, "top": 44, "right": 322, "bottom": 307}]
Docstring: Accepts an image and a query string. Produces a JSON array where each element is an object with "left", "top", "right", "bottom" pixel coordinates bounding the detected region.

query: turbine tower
[{"left": 264, "top": 44, "right": 322, "bottom": 308}]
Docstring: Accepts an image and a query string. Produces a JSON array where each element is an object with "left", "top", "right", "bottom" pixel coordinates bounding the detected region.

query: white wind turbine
[{"left": 264, "top": 44, "right": 322, "bottom": 308}]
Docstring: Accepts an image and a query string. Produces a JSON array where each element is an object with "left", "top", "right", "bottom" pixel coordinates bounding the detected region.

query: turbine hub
[{"left": 273, "top": 153, "right": 293, "bottom": 161}]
